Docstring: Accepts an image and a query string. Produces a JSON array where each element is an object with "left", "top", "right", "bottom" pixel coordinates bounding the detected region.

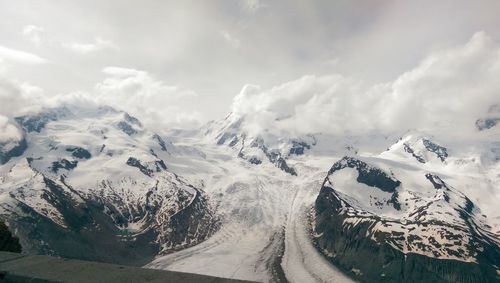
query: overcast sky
[{"left": 1, "top": 0, "right": 500, "bottom": 138}]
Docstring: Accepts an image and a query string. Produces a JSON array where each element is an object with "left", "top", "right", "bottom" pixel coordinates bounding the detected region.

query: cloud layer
[
  {"left": 0, "top": 76, "right": 46, "bottom": 142},
  {"left": 62, "top": 38, "right": 117, "bottom": 54},
  {"left": 0, "top": 64, "right": 204, "bottom": 142},
  {"left": 231, "top": 32, "right": 500, "bottom": 138},
  {"left": 0, "top": 45, "right": 48, "bottom": 65},
  {"left": 95, "top": 66, "right": 202, "bottom": 129},
  {"left": 1, "top": 31, "right": 499, "bottom": 143}
]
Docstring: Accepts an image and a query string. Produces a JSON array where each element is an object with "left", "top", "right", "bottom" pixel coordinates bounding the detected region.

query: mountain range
[{"left": 1, "top": 105, "right": 499, "bottom": 282}]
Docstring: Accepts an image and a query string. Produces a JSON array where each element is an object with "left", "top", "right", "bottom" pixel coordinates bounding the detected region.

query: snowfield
[{"left": 146, "top": 135, "right": 353, "bottom": 282}]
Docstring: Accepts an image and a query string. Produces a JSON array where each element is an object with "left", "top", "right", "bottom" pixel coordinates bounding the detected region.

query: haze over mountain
[{"left": 1, "top": 1, "right": 500, "bottom": 283}]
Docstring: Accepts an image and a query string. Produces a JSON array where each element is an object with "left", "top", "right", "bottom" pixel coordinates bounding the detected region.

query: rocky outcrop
[
  {"left": 51, "top": 159, "right": 78, "bottom": 173},
  {"left": 117, "top": 121, "right": 137, "bottom": 136},
  {"left": 266, "top": 151, "right": 297, "bottom": 176},
  {"left": 404, "top": 143, "right": 426, "bottom": 163},
  {"left": 288, "top": 140, "right": 311, "bottom": 156},
  {"left": 0, "top": 137, "right": 27, "bottom": 165},
  {"left": 126, "top": 157, "right": 167, "bottom": 177},
  {"left": 153, "top": 134, "right": 168, "bottom": 152},
  {"left": 0, "top": 221, "right": 22, "bottom": 253},
  {"left": 476, "top": 118, "right": 499, "bottom": 130},
  {"left": 422, "top": 139, "right": 448, "bottom": 162},
  {"left": 242, "top": 137, "right": 297, "bottom": 176},
  {"left": 328, "top": 157, "right": 400, "bottom": 193},
  {"left": 66, "top": 147, "right": 92, "bottom": 159}
]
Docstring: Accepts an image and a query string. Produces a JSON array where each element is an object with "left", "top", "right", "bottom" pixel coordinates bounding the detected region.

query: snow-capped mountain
[
  {"left": 0, "top": 106, "right": 219, "bottom": 265},
  {"left": 313, "top": 135, "right": 500, "bottom": 282}
]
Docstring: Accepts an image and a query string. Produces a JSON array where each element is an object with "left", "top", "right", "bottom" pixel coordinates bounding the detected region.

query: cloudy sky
[{"left": 1, "top": 0, "right": 500, "bottom": 139}]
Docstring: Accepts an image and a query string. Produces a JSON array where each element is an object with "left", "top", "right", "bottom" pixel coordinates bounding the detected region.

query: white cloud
[
  {"left": 221, "top": 30, "right": 241, "bottom": 48},
  {"left": 231, "top": 32, "right": 500, "bottom": 139},
  {"left": 0, "top": 77, "right": 45, "bottom": 117},
  {"left": 0, "top": 62, "right": 202, "bottom": 137},
  {"left": 2, "top": 1, "right": 500, "bottom": 124},
  {"left": 0, "top": 115, "right": 22, "bottom": 143},
  {"left": 22, "top": 25, "right": 116, "bottom": 56},
  {"left": 0, "top": 76, "right": 47, "bottom": 142},
  {"left": 22, "top": 25, "right": 45, "bottom": 46},
  {"left": 0, "top": 45, "right": 48, "bottom": 64},
  {"left": 97, "top": 67, "right": 196, "bottom": 100},
  {"left": 241, "top": 0, "right": 263, "bottom": 14},
  {"left": 102, "top": 66, "right": 145, "bottom": 77},
  {"left": 95, "top": 66, "right": 202, "bottom": 129},
  {"left": 62, "top": 37, "right": 117, "bottom": 54}
]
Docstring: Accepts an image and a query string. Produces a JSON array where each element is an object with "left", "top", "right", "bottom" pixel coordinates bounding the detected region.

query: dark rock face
[
  {"left": 51, "top": 159, "right": 78, "bottom": 173},
  {"left": 475, "top": 118, "right": 499, "bottom": 130},
  {"left": 289, "top": 140, "right": 311, "bottom": 156},
  {"left": 0, "top": 138, "right": 28, "bottom": 165},
  {"left": 329, "top": 157, "right": 400, "bottom": 193},
  {"left": 217, "top": 132, "right": 237, "bottom": 145},
  {"left": 422, "top": 139, "right": 448, "bottom": 162},
  {"left": 404, "top": 143, "right": 426, "bottom": 163},
  {"left": 267, "top": 151, "right": 297, "bottom": 176},
  {"left": 0, "top": 221, "right": 22, "bottom": 252},
  {"left": 117, "top": 121, "right": 137, "bottom": 136},
  {"left": 66, "top": 147, "right": 91, "bottom": 159},
  {"left": 126, "top": 157, "right": 167, "bottom": 177},
  {"left": 153, "top": 134, "right": 168, "bottom": 152},
  {"left": 248, "top": 157, "right": 262, "bottom": 165},
  {"left": 126, "top": 157, "right": 154, "bottom": 177},
  {"left": 425, "top": 173, "right": 446, "bottom": 189},
  {"left": 387, "top": 190, "right": 401, "bottom": 211},
  {"left": 124, "top": 113, "right": 142, "bottom": 127},
  {"left": 155, "top": 159, "right": 167, "bottom": 171},
  {"left": 228, "top": 136, "right": 239, "bottom": 147},
  {"left": 158, "top": 186, "right": 220, "bottom": 252}
]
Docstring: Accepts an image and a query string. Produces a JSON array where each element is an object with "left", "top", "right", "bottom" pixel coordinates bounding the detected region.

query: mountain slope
[
  {"left": 313, "top": 135, "right": 500, "bottom": 282},
  {"left": 0, "top": 106, "right": 220, "bottom": 265}
]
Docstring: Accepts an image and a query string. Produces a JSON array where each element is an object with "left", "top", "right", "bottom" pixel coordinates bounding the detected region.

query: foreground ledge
[{"left": 0, "top": 252, "right": 255, "bottom": 283}]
